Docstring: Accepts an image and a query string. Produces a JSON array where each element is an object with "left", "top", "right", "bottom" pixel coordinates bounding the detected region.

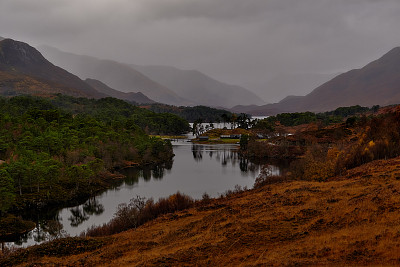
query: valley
[{"left": 1, "top": 36, "right": 400, "bottom": 266}]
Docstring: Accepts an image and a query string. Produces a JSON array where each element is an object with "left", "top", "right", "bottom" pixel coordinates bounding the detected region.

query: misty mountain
[
  {"left": 132, "top": 64, "right": 265, "bottom": 108},
  {"left": 262, "top": 72, "right": 338, "bottom": 102},
  {"left": 85, "top": 78, "right": 155, "bottom": 104},
  {"left": 0, "top": 39, "right": 105, "bottom": 98},
  {"left": 38, "top": 46, "right": 192, "bottom": 106},
  {"left": 232, "top": 47, "right": 400, "bottom": 115}
]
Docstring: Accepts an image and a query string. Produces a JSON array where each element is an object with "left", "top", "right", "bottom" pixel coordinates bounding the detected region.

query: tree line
[
  {"left": 0, "top": 95, "right": 188, "bottom": 221},
  {"left": 147, "top": 104, "right": 233, "bottom": 123},
  {"left": 252, "top": 105, "right": 380, "bottom": 132}
]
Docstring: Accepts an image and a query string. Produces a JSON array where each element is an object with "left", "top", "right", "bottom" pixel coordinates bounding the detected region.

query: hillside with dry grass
[{"left": 3, "top": 155, "right": 400, "bottom": 266}]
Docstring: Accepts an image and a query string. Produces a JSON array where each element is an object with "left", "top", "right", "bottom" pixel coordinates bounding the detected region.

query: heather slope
[{"left": 7, "top": 156, "right": 400, "bottom": 266}]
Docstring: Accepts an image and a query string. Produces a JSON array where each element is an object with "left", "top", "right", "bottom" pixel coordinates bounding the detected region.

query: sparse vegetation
[
  {"left": 288, "top": 107, "right": 400, "bottom": 181},
  {"left": 82, "top": 192, "right": 194, "bottom": 237}
]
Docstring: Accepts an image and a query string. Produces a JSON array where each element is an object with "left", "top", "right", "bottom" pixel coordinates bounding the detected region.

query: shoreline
[{"left": 1, "top": 157, "right": 174, "bottom": 242}]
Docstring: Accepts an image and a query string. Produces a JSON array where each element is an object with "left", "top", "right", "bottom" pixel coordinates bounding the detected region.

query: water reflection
[
  {"left": 121, "top": 161, "right": 173, "bottom": 186},
  {"left": 68, "top": 197, "right": 105, "bottom": 227},
  {"left": 31, "top": 219, "right": 67, "bottom": 243},
  {"left": 3, "top": 216, "right": 68, "bottom": 248},
  {"left": 191, "top": 144, "right": 261, "bottom": 175},
  {"left": 6, "top": 142, "right": 288, "bottom": 248},
  {"left": 192, "top": 144, "right": 237, "bottom": 164}
]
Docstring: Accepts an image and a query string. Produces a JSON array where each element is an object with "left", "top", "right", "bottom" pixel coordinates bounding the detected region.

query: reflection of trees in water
[
  {"left": 120, "top": 161, "right": 173, "bottom": 187},
  {"left": 44, "top": 220, "right": 66, "bottom": 240},
  {"left": 68, "top": 197, "right": 104, "bottom": 227},
  {"left": 68, "top": 207, "right": 89, "bottom": 227},
  {"left": 31, "top": 219, "right": 67, "bottom": 243},
  {"left": 152, "top": 165, "right": 165, "bottom": 179},
  {"left": 4, "top": 213, "right": 68, "bottom": 248},
  {"left": 240, "top": 157, "right": 249, "bottom": 172},
  {"left": 6, "top": 161, "right": 173, "bottom": 247},
  {"left": 192, "top": 145, "right": 203, "bottom": 161},
  {"left": 191, "top": 144, "right": 261, "bottom": 174},
  {"left": 83, "top": 197, "right": 104, "bottom": 216},
  {"left": 142, "top": 168, "right": 152, "bottom": 181}
]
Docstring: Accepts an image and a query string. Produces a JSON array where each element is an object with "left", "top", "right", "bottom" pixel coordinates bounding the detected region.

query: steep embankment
[{"left": 5, "top": 157, "right": 400, "bottom": 266}]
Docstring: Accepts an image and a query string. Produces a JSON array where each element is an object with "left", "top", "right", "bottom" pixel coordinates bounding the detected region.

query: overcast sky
[{"left": 1, "top": 0, "right": 400, "bottom": 102}]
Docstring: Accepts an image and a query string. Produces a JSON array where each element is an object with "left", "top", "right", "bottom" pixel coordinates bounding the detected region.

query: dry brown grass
[{"left": 8, "top": 157, "right": 400, "bottom": 266}]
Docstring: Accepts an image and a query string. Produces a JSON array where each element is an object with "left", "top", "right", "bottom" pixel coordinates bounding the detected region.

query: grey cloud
[
  {"left": 1, "top": 0, "right": 400, "bottom": 102},
  {"left": 138, "top": 0, "right": 273, "bottom": 22}
]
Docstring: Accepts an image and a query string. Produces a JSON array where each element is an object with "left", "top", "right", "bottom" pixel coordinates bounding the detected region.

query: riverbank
[
  {"left": 1, "top": 157, "right": 174, "bottom": 241},
  {"left": 3, "top": 156, "right": 400, "bottom": 265}
]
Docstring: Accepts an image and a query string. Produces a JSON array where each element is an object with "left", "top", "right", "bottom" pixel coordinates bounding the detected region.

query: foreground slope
[
  {"left": 233, "top": 47, "right": 400, "bottom": 115},
  {"left": 7, "top": 156, "right": 400, "bottom": 266}
]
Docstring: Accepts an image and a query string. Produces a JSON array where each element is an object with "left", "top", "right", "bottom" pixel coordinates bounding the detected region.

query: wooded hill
[{"left": 0, "top": 95, "right": 188, "bottom": 235}]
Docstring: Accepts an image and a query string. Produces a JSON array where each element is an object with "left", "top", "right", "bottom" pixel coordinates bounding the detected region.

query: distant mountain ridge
[
  {"left": 85, "top": 78, "right": 155, "bottom": 104},
  {"left": 132, "top": 64, "right": 266, "bottom": 108},
  {"left": 38, "top": 45, "right": 264, "bottom": 108},
  {"left": 0, "top": 38, "right": 105, "bottom": 98},
  {"left": 38, "top": 46, "right": 192, "bottom": 106},
  {"left": 232, "top": 47, "right": 400, "bottom": 115}
]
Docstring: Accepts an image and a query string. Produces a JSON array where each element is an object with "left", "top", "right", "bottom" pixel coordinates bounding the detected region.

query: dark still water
[{"left": 7, "top": 141, "right": 288, "bottom": 247}]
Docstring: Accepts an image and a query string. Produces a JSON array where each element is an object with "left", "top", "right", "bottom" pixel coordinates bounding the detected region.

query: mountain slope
[
  {"left": 132, "top": 64, "right": 265, "bottom": 108},
  {"left": 85, "top": 78, "right": 155, "bottom": 104},
  {"left": 38, "top": 46, "right": 192, "bottom": 106},
  {"left": 232, "top": 47, "right": 400, "bottom": 115},
  {"left": 300, "top": 47, "right": 400, "bottom": 110},
  {"left": 0, "top": 39, "right": 105, "bottom": 98}
]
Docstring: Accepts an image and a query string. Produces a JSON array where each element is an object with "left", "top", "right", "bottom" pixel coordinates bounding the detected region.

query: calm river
[{"left": 7, "top": 141, "right": 287, "bottom": 248}]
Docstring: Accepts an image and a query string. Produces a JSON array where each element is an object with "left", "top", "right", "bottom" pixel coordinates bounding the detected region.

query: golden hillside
[{"left": 4, "top": 156, "right": 400, "bottom": 266}]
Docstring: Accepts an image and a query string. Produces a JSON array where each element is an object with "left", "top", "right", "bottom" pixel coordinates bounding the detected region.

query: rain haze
[{"left": 1, "top": 0, "right": 400, "bottom": 103}]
